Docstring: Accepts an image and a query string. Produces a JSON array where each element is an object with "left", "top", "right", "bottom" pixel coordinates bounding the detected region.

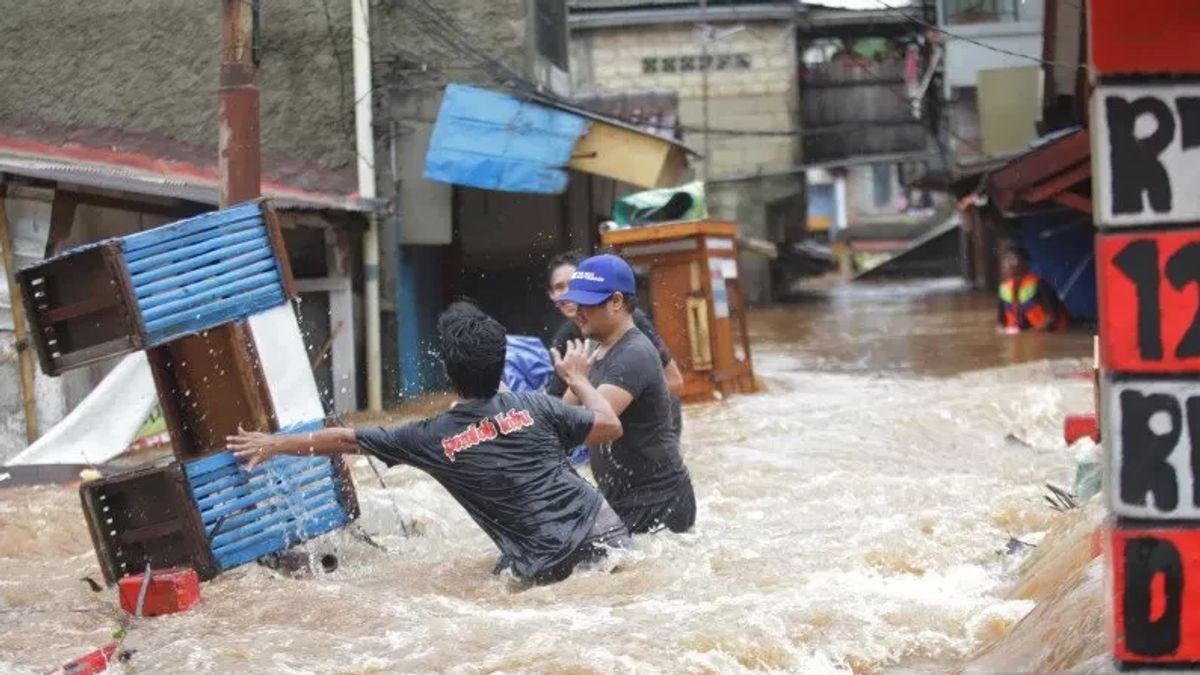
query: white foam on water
[{"left": 0, "top": 291, "right": 1093, "bottom": 673}]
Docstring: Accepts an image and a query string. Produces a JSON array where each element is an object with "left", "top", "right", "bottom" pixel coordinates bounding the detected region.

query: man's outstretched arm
[{"left": 227, "top": 426, "right": 361, "bottom": 469}]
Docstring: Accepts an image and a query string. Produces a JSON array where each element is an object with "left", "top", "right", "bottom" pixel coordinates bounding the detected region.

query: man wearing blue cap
[{"left": 557, "top": 254, "right": 696, "bottom": 534}]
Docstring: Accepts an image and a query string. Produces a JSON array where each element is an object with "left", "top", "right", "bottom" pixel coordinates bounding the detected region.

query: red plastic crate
[
  {"left": 117, "top": 567, "right": 200, "bottom": 617},
  {"left": 1063, "top": 413, "right": 1099, "bottom": 445}
]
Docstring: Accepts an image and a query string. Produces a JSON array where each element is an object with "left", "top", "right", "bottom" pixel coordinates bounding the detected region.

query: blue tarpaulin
[
  {"left": 503, "top": 335, "right": 554, "bottom": 393},
  {"left": 1018, "top": 213, "right": 1097, "bottom": 321},
  {"left": 424, "top": 84, "right": 590, "bottom": 194}
]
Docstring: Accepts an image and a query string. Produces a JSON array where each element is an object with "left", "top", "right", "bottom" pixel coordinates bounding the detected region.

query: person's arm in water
[
  {"left": 552, "top": 339, "right": 622, "bottom": 445},
  {"left": 227, "top": 426, "right": 361, "bottom": 469}
]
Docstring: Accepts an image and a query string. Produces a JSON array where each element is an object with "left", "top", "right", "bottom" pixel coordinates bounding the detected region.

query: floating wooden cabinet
[
  {"left": 18, "top": 200, "right": 295, "bottom": 376},
  {"left": 145, "top": 322, "right": 277, "bottom": 462},
  {"left": 602, "top": 220, "right": 757, "bottom": 403},
  {"left": 80, "top": 459, "right": 219, "bottom": 585},
  {"left": 80, "top": 421, "right": 360, "bottom": 585}
]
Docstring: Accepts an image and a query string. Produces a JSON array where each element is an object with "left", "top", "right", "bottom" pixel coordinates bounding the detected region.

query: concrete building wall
[
  {"left": 572, "top": 19, "right": 803, "bottom": 303},
  {"left": 942, "top": 24, "right": 1042, "bottom": 94},
  {"left": 0, "top": 0, "right": 359, "bottom": 189},
  {"left": 574, "top": 20, "right": 800, "bottom": 179}
]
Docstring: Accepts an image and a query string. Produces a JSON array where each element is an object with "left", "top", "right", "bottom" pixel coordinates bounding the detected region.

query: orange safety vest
[{"left": 999, "top": 273, "right": 1067, "bottom": 331}]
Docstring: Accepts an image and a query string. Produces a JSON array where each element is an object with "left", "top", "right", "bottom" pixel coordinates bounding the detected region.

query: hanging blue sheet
[
  {"left": 424, "top": 84, "right": 590, "bottom": 195},
  {"left": 1018, "top": 213, "right": 1097, "bottom": 321},
  {"left": 503, "top": 335, "right": 554, "bottom": 393}
]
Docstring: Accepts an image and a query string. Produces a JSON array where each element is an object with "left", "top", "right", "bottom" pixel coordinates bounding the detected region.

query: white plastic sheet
[
  {"left": 4, "top": 352, "right": 157, "bottom": 466},
  {"left": 249, "top": 303, "right": 326, "bottom": 427}
]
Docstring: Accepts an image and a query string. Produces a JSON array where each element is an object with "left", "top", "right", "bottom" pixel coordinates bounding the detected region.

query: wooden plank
[
  {"left": 215, "top": 508, "right": 348, "bottom": 570},
  {"left": 988, "top": 129, "right": 1090, "bottom": 212},
  {"left": 45, "top": 192, "right": 77, "bottom": 258},
  {"left": 170, "top": 468, "right": 221, "bottom": 582},
  {"left": 262, "top": 202, "right": 298, "bottom": 300},
  {"left": 1021, "top": 162, "right": 1092, "bottom": 205},
  {"left": 601, "top": 220, "right": 740, "bottom": 247},
  {"left": 330, "top": 455, "right": 361, "bottom": 520},
  {"left": 106, "top": 243, "right": 147, "bottom": 352},
  {"left": 125, "top": 228, "right": 266, "bottom": 275},
  {"left": 118, "top": 519, "right": 187, "bottom": 545},
  {"left": 209, "top": 491, "right": 341, "bottom": 550},
  {"left": 0, "top": 197, "right": 38, "bottom": 441},
  {"left": 139, "top": 271, "right": 280, "bottom": 322},
  {"left": 1052, "top": 192, "right": 1093, "bottom": 214},
  {"left": 127, "top": 235, "right": 270, "bottom": 283},
  {"left": 150, "top": 325, "right": 277, "bottom": 461},
  {"left": 42, "top": 294, "right": 122, "bottom": 324},
  {"left": 122, "top": 217, "right": 261, "bottom": 264},
  {"left": 135, "top": 253, "right": 275, "bottom": 301},
  {"left": 142, "top": 286, "right": 284, "bottom": 340},
  {"left": 50, "top": 336, "right": 137, "bottom": 373},
  {"left": 78, "top": 487, "right": 120, "bottom": 585},
  {"left": 120, "top": 202, "right": 262, "bottom": 252}
]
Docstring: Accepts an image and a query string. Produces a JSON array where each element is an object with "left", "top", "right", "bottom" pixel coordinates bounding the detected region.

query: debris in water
[{"left": 1043, "top": 482, "right": 1078, "bottom": 512}]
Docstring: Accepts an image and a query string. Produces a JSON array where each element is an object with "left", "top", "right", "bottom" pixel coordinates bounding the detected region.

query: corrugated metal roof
[
  {"left": 570, "top": 0, "right": 694, "bottom": 8},
  {"left": 0, "top": 137, "right": 382, "bottom": 213},
  {"left": 570, "top": 2, "right": 803, "bottom": 28}
]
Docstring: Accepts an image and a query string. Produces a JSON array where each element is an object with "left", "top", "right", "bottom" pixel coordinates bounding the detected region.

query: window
[
  {"left": 534, "top": 0, "right": 568, "bottom": 71},
  {"left": 944, "top": 0, "right": 1025, "bottom": 25},
  {"left": 871, "top": 164, "right": 893, "bottom": 208}
]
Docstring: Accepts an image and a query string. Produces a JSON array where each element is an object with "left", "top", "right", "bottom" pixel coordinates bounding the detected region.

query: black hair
[
  {"left": 616, "top": 291, "right": 638, "bottom": 314},
  {"left": 437, "top": 301, "right": 507, "bottom": 399},
  {"left": 546, "top": 250, "right": 584, "bottom": 288},
  {"left": 1001, "top": 244, "right": 1030, "bottom": 263}
]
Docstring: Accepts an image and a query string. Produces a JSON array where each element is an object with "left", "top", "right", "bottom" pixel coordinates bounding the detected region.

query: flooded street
[{"left": 0, "top": 279, "right": 1095, "bottom": 674}]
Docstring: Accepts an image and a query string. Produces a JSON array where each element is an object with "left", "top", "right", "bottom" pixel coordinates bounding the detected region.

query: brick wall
[{"left": 575, "top": 21, "right": 800, "bottom": 179}]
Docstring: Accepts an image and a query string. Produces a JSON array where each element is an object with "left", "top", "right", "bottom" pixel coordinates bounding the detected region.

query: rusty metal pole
[{"left": 219, "top": 0, "right": 261, "bottom": 207}]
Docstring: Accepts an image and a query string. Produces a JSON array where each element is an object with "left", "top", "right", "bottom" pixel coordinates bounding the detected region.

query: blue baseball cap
[{"left": 559, "top": 254, "right": 636, "bottom": 306}]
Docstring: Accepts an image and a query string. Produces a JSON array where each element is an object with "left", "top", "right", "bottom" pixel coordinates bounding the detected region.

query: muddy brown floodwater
[{"left": 0, "top": 278, "right": 1095, "bottom": 674}]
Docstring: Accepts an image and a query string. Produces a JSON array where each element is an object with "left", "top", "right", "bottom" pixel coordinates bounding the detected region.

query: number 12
[{"left": 1115, "top": 239, "right": 1200, "bottom": 361}]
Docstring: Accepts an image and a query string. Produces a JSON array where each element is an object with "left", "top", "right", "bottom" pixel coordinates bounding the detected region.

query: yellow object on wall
[{"left": 568, "top": 121, "right": 688, "bottom": 189}]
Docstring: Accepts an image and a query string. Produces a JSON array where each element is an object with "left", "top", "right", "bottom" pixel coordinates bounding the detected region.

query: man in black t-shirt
[
  {"left": 558, "top": 254, "right": 696, "bottom": 534},
  {"left": 545, "top": 251, "right": 684, "bottom": 437},
  {"left": 227, "top": 303, "right": 629, "bottom": 584}
]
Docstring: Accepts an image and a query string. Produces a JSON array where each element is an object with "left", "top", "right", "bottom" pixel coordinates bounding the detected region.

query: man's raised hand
[{"left": 553, "top": 339, "right": 593, "bottom": 383}]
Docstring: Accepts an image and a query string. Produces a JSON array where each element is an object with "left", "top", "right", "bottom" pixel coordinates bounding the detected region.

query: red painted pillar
[{"left": 1091, "top": 1, "right": 1200, "bottom": 667}]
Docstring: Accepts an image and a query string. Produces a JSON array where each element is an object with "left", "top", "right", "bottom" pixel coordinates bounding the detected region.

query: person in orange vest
[{"left": 998, "top": 246, "right": 1068, "bottom": 333}]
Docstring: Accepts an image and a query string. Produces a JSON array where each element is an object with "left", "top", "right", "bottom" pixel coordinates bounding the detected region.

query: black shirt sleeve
[
  {"left": 594, "top": 338, "right": 658, "bottom": 400},
  {"left": 632, "top": 309, "right": 673, "bottom": 367},
  {"left": 542, "top": 395, "right": 595, "bottom": 449},
  {"left": 355, "top": 424, "right": 420, "bottom": 467}
]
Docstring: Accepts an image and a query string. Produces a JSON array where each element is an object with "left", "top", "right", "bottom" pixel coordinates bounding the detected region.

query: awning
[
  {"left": 0, "top": 134, "right": 383, "bottom": 213},
  {"left": 985, "top": 127, "right": 1092, "bottom": 216},
  {"left": 424, "top": 84, "right": 694, "bottom": 194}
]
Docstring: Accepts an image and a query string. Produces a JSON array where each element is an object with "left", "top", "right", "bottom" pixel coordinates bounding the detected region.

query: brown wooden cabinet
[{"left": 602, "top": 220, "right": 757, "bottom": 403}]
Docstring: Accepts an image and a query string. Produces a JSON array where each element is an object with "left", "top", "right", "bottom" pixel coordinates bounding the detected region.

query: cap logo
[{"left": 571, "top": 271, "right": 605, "bottom": 283}]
